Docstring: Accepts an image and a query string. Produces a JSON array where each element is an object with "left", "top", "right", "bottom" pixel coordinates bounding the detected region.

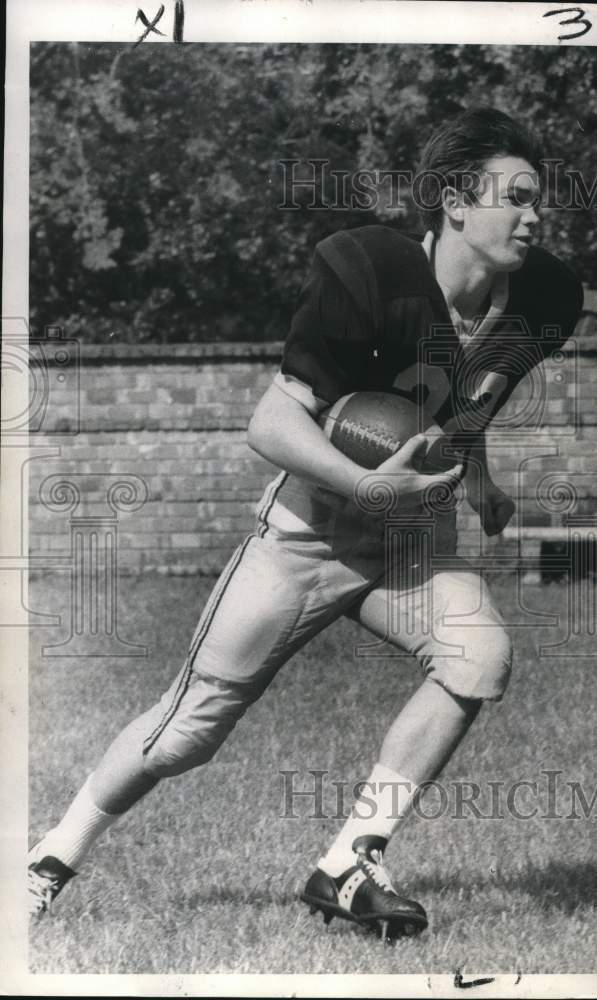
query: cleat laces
[
  {"left": 360, "top": 849, "right": 396, "bottom": 894},
  {"left": 28, "top": 867, "right": 59, "bottom": 916}
]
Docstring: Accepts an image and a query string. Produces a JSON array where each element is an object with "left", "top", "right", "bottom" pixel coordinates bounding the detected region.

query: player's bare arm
[{"left": 248, "top": 380, "right": 464, "bottom": 504}]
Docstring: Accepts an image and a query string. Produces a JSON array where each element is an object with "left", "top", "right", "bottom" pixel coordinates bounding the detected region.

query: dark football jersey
[
  {"left": 263, "top": 225, "right": 584, "bottom": 540},
  {"left": 279, "top": 226, "right": 584, "bottom": 434}
]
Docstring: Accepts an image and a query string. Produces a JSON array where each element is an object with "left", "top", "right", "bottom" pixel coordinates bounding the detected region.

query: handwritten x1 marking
[{"left": 135, "top": 5, "right": 166, "bottom": 46}]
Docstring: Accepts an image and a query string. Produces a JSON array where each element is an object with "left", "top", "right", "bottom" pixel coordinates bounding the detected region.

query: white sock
[
  {"left": 319, "top": 763, "right": 417, "bottom": 878},
  {"left": 33, "top": 776, "right": 119, "bottom": 871}
]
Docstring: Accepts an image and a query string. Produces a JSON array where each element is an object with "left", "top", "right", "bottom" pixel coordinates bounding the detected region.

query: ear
[{"left": 441, "top": 185, "right": 466, "bottom": 224}]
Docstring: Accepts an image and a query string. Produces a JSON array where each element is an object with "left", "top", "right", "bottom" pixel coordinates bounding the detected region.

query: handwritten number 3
[{"left": 543, "top": 7, "right": 592, "bottom": 41}]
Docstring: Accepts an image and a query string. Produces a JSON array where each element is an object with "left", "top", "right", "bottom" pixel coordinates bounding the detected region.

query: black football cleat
[
  {"left": 300, "top": 834, "right": 427, "bottom": 943},
  {"left": 28, "top": 848, "right": 76, "bottom": 918}
]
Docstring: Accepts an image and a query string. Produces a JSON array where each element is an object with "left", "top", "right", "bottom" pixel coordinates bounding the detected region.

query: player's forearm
[{"left": 247, "top": 386, "right": 365, "bottom": 499}]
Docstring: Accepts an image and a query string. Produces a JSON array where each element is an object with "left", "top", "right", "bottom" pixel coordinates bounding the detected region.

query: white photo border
[{"left": 2, "top": 1, "right": 597, "bottom": 996}]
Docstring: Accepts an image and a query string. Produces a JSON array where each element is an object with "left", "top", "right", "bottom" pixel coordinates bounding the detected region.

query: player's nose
[{"left": 521, "top": 202, "right": 540, "bottom": 227}]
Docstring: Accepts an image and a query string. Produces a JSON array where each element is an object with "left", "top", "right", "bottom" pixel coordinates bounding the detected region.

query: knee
[
  {"left": 426, "top": 625, "right": 513, "bottom": 702},
  {"left": 143, "top": 729, "right": 221, "bottom": 777},
  {"left": 142, "top": 673, "right": 263, "bottom": 779},
  {"left": 483, "top": 627, "right": 513, "bottom": 699}
]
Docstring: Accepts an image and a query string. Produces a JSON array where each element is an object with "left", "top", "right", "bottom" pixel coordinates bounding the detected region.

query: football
[{"left": 319, "top": 390, "right": 442, "bottom": 470}]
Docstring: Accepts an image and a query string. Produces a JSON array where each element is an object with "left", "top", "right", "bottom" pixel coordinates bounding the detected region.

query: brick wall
[{"left": 28, "top": 301, "right": 597, "bottom": 576}]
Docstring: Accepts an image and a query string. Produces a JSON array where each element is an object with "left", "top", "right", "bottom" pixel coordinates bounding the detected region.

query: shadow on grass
[
  {"left": 180, "top": 856, "right": 597, "bottom": 915},
  {"left": 410, "top": 860, "right": 597, "bottom": 915},
  {"left": 502, "top": 860, "right": 597, "bottom": 914},
  {"left": 184, "top": 886, "right": 301, "bottom": 909}
]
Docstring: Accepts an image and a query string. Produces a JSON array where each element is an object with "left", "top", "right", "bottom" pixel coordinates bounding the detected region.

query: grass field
[{"left": 29, "top": 571, "right": 596, "bottom": 976}]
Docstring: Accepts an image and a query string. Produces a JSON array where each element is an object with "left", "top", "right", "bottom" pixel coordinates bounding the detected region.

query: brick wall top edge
[
  {"left": 63, "top": 334, "right": 597, "bottom": 364},
  {"left": 40, "top": 303, "right": 597, "bottom": 365},
  {"left": 70, "top": 342, "right": 285, "bottom": 364}
]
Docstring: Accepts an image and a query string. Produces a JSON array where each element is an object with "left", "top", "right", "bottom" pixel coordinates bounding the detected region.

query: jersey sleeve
[
  {"left": 532, "top": 251, "right": 584, "bottom": 356},
  {"left": 279, "top": 245, "right": 369, "bottom": 411},
  {"left": 504, "top": 257, "right": 584, "bottom": 397},
  {"left": 272, "top": 371, "right": 329, "bottom": 415}
]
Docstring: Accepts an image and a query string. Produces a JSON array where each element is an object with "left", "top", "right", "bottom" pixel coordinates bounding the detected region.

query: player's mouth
[{"left": 513, "top": 234, "right": 532, "bottom": 247}]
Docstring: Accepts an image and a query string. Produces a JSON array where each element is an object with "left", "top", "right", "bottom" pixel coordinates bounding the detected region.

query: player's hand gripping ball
[
  {"left": 318, "top": 390, "right": 464, "bottom": 513},
  {"left": 318, "top": 390, "right": 444, "bottom": 470}
]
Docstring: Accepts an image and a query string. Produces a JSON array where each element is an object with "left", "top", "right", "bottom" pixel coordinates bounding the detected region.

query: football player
[{"left": 29, "top": 108, "right": 583, "bottom": 941}]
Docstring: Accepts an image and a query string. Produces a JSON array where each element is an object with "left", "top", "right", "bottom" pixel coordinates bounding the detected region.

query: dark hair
[{"left": 416, "top": 107, "right": 544, "bottom": 236}]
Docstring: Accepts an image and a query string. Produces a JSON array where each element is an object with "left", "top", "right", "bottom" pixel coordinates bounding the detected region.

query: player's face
[{"left": 460, "top": 155, "right": 541, "bottom": 272}]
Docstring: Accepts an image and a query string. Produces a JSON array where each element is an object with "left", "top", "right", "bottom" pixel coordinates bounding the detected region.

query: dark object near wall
[{"left": 540, "top": 538, "right": 597, "bottom": 583}]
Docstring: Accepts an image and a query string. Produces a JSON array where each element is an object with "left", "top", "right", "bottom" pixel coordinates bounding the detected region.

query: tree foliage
[{"left": 30, "top": 43, "right": 597, "bottom": 342}]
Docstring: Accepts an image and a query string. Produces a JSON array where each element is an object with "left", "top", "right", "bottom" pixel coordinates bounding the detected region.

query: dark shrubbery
[{"left": 30, "top": 43, "right": 597, "bottom": 343}]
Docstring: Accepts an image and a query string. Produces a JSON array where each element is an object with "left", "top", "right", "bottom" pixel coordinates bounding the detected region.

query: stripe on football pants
[
  {"left": 256, "top": 471, "right": 288, "bottom": 537},
  {"left": 143, "top": 472, "right": 288, "bottom": 753},
  {"left": 143, "top": 534, "right": 254, "bottom": 753}
]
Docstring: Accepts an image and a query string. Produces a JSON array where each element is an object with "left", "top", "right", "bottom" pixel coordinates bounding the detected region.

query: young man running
[{"left": 29, "top": 108, "right": 583, "bottom": 941}]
